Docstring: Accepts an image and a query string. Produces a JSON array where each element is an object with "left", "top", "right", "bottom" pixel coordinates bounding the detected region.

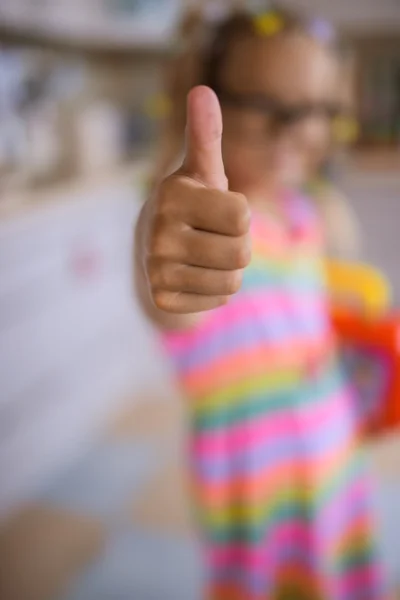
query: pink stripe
[
  {"left": 208, "top": 525, "right": 381, "bottom": 590},
  {"left": 194, "top": 437, "right": 355, "bottom": 506},
  {"left": 163, "top": 291, "right": 325, "bottom": 356},
  {"left": 193, "top": 387, "right": 347, "bottom": 459},
  {"left": 253, "top": 230, "right": 322, "bottom": 258},
  {"left": 317, "top": 477, "right": 371, "bottom": 548},
  {"left": 182, "top": 335, "right": 331, "bottom": 397},
  {"left": 326, "top": 564, "right": 384, "bottom": 597},
  {"left": 193, "top": 410, "right": 293, "bottom": 457},
  {"left": 251, "top": 219, "right": 322, "bottom": 252},
  {"left": 296, "top": 388, "right": 351, "bottom": 431},
  {"left": 209, "top": 526, "right": 381, "bottom": 593},
  {"left": 208, "top": 522, "right": 310, "bottom": 571},
  {"left": 251, "top": 223, "right": 287, "bottom": 252}
]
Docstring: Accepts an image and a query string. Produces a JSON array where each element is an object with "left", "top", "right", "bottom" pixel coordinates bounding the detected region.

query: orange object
[{"left": 332, "top": 306, "right": 400, "bottom": 435}]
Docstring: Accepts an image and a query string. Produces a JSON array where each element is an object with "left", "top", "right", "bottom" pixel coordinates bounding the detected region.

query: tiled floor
[
  {"left": 0, "top": 394, "right": 204, "bottom": 600},
  {"left": 0, "top": 506, "right": 104, "bottom": 600},
  {"left": 2, "top": 393, "right": 400, "bottom": 600},
  {"left": 60, "top": 530, "right": 202, "bottom": 600}
]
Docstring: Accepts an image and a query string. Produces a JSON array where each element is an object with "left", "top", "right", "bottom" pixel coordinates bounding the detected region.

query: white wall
[
  {"left": 341, "top": 171, "right": 400, "bottom": 303},
  {"left": 0, "top": 172, "right": 173, "bottom": 517},
  {"left": 285, "top": 0, "right": 400, "bottom": 31}
]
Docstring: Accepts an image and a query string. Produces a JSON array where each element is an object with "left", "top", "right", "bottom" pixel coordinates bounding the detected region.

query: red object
[{"left": 332, "top": 307, "right": 400, "bottom": 435}]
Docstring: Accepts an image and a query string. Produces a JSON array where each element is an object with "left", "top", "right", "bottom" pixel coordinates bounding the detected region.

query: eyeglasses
[{"left": 215, "top": 87, "right": 345, "bottom": 127}]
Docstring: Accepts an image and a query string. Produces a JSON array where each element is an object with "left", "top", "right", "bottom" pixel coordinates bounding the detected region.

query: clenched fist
[{"left": 137, "top": 86, "right": 251, "bottom": 315}]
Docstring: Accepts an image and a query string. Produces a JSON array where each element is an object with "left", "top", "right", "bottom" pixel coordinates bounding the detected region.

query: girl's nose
[{"left": 266, "top": 114, "right": 300, "bottom": 139}]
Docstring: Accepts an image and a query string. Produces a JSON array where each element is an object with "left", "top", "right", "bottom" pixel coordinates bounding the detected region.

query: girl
[{"left": 135, "top": 5, "right": 387, "bottom": 599}]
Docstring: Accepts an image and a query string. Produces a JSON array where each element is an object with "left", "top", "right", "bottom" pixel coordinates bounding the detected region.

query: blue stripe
[{"left": 242, "top": 266, "right": 324, "bottom": 294}]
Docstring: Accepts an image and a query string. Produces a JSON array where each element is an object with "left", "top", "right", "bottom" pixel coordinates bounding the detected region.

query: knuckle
[
  {"left": 218, "top": 296, "right": 229, "bottom": 308},
  {"left": 146, "top": 260, "right": 157, "bottom": 288},
  {"left": 233, "top": 237, "right": 252, "bottom": 269},
  {"left": 158, "top": 175, "right": 175, "bottom": 203},
  {"left": 157, "top": 176, "right": 183, "bottom": 215},
  {"left": 147, "top": 259, "right": 169, "bottom": 290},
  {"left": 229, "top": 193, "right": 251, "bottom": 236},
  {"left": 225, "top": 270, "right": 243, "bottom": 295},
  {"left": 152, "top": 290, "right": 174, "bottom": 313},
  {"left": 158, "top": 264, "right": 172, "bottom": 290},
  {"left": 148, "top": 215, "right": 170, "bottom": 257}
]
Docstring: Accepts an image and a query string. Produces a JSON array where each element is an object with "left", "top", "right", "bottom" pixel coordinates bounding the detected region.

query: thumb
[{"left": 183, "top": 86, "right": 227, "bottom": 191}]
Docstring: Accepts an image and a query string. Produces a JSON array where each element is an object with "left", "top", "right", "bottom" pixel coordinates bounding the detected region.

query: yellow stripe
[
  {"left": 251, "top": 253, "right": 321, "bottom": 274},
  {"left": 201, "top": 485, "right": 310, "bottom": 531},
  {"left": 196, "top": 368, "right": 300, "bottom": 416}
]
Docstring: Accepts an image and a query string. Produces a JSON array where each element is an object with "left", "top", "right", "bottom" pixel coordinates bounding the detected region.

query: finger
[
  {"left": 180, "top": 184, "right": 251, "bottom": 237},
  {"left": 158, "top": 176, "right": 250, "bottom": 236},
  {"left": 153, "top": 290, "right": 228, "bottom": 314},
  {"left": 183, "top": 86, "right": 227, "bottom": 191},
  {"left": 151, "top": 228, "right": 251, "bottom": 270},
  {"left": 185, "top": 230, "right": 251, "bottom": 270},
  {"left": 148, "top": 260, "right": 244, "bottom": 296}
]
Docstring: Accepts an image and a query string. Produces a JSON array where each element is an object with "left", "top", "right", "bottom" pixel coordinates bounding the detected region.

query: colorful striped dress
[{"left": 162, "top": 192, "right": 386, "bottom": 600}]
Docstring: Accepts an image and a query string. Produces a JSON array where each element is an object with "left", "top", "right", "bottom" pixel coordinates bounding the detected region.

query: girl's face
[{"left": 218, "top": 31, "right": 342, "bottom": 195}]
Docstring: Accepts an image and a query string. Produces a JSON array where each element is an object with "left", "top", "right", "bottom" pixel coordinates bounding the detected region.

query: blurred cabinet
[
  {"left": 0, "top": 0, "right": 183, "bottom": 51},
  {"left": 355, "top": 36, "right": 400, "bottom": 147},
  {"left": 0, "top": 169, "right": 171, "bottom": 517},
  {"left": 286, "top": 0, "right": 400, "bottom": 31}
]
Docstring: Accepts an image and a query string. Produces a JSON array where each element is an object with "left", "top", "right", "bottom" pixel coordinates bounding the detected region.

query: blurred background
[{"left": 0, "top": 1, "right": 399, "bottom": 599}]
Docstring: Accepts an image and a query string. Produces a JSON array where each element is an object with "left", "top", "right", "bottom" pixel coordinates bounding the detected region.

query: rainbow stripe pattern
[{"left": 162, "top": 193, "right": 386, "bottom": 599}]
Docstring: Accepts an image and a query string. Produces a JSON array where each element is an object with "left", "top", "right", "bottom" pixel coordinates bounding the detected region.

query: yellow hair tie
[
  {"left": 144, "top": 93, "right": 172, "bottom": 119},
  {"left": 254, "top": 11, "right": 285, "bottom": 37}
]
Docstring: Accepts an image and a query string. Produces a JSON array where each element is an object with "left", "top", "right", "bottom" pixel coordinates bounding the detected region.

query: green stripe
[
  {"left": 250, "top": 251, "right": 321, "bottom": 272},
  {"left": 196, "top": 453, "right": 362, "bottom": 538},
  {"left": 242, "top": 271, "right": 323, "bottom": 294},
  {"left": 317, "top": 450, "right": 365, "bottom": 509},
  {"left": 193, "top": 367, "right": 342, "bottom": 431},
  {"left": 244, "top": 260, "right": 323, "bottom": 290},
  {"left": 201, "top": 501, "right": 310, "bottom": 545},
  {"left": 202, "top": 486, "right": 312, "bottom": 529},
  {"left": 194, "top": 390, "right": 290, "bottom": 431},
  {"left": 195, "top": 368, "right": 300, "bottom": 422},
  {"left": 339, "top": 549, "right": 377, "bottom": 571}
]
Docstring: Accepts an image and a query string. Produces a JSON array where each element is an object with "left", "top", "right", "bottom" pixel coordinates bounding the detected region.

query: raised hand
[{"left": 140, "top": 86, "right": 251, "bottom": 315}]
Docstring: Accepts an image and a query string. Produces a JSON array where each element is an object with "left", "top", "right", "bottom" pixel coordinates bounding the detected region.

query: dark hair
[{"left": 202, "top": 7, "right": 349, "bottom": 92}]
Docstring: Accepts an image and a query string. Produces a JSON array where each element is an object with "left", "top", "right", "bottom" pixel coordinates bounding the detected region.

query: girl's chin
[
  {"left": 227, "top": 163, "right": 306, "bottom": 192},
  {"left": 267, "top": 151, "right": 306, "bottom": 185}
]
